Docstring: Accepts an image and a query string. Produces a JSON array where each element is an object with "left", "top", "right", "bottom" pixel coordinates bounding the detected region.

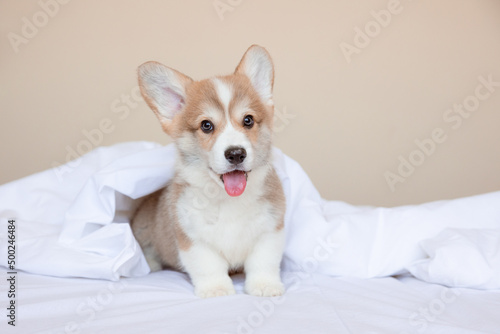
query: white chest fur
[
  {"left": 177, "top": 167, "right": 277, "bottom": 268},
  {"left": 177, "top": 183, "right": 276, "bottom": 268}
]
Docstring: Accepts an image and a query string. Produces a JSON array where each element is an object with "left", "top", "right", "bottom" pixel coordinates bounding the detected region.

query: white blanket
[{"left": 1, "top": 141, "right": 499, "bottom": 288}]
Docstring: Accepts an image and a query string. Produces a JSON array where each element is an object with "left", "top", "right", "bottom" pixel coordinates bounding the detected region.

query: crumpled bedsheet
[{"left": 1, "top": 141, "right": 499, "bottom": 288}]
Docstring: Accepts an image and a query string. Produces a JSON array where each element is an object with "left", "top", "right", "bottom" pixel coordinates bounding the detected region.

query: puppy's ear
[
  {"left": 138, "top": 61, "right": 193, "bottom": 132},
  {"left": 235, "top": 45, "right": 274, "bottom": 106}
]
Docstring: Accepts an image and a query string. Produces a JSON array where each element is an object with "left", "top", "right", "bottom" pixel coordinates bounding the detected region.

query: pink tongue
[{"left": 222, "top": 171, "right": 247, "bottom": 197}]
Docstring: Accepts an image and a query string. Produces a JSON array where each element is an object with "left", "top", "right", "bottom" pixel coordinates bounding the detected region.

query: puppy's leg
[
  {"left": 179, "top": 243, "right": 235, "bottom": 298},
  {"left": 244, "top": 230, "right": 285, "bottom": 297}
]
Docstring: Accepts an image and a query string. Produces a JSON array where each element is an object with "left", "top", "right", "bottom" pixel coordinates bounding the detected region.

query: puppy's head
[{"left": 138, "top": 45, "right": 275, "bottom": 197}]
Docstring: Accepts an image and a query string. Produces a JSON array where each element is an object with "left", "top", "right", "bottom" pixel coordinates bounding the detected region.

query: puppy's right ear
[{"left": 138, "top": 61, "right": 193, "bottom": 132}]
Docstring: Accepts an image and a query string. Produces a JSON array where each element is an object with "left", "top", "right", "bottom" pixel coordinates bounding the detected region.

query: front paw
[
  {"left": 245, "top": 277, "right": 284, "bottom": 297},
  {"left": 195, "top": 280, "right": 236, "bottom": 298}
]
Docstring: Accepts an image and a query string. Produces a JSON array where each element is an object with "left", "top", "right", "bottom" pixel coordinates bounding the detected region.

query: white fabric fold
[{"left": 407, "top": 228, "right": 500, "bottom": 289}]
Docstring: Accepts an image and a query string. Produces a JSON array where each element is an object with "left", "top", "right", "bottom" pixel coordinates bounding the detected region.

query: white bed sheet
[{"left": 2, "top": 267, "right": 499, "bottom": 334}]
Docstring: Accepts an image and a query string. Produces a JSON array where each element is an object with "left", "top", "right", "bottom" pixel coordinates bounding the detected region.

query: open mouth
[{"left": 220, "top": 170, "right": 249, "bottom": 197}]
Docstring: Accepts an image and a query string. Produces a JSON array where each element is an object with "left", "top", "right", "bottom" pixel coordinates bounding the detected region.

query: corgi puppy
[{"left": 131, "top": 45, "right": 286, "bottom": 298}]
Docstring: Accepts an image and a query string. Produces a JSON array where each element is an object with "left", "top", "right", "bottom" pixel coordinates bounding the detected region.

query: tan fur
[
  {"left": 132, "top": 169, "right": 285, "bottom": 269},
  {"left": 170, "top": 79, "right": 225, "bottom": 140},
  {"left": 131, "top": 46, "right": 286, "bottom": 297},
  {"left": 170, "top": 181, "right": 192, "bottom": 251},
  {"left": 131, "top": 187, "right": 179, "bottom": 269},
  {"left": 224, "top": 74, "right": 274, "bottom": 145},
  {"left": 263, "top": 168, "right": 286, "bottom": 231}
]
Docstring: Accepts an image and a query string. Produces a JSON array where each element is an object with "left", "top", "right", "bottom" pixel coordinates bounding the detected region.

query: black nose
[{"left": 225, "top": 146, "right": 247, "bottom": 165}]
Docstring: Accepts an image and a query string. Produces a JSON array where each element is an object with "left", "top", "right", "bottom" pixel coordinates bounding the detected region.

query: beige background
[{"left": 1, "top": 0, "right": 499, "bottom": 207}]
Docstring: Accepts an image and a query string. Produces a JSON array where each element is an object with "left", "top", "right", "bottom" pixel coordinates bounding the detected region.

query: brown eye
[
  {"left": 201, "top": 120, "right": 214, "bottom": 133},
  {"left": 243, "top": 115, "right": 254, "bottom": 128}
]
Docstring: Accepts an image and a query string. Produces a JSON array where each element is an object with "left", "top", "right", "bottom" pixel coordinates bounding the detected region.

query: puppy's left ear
[{"left": 235, "top": 45, "right": 274, "bottom": 106}]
